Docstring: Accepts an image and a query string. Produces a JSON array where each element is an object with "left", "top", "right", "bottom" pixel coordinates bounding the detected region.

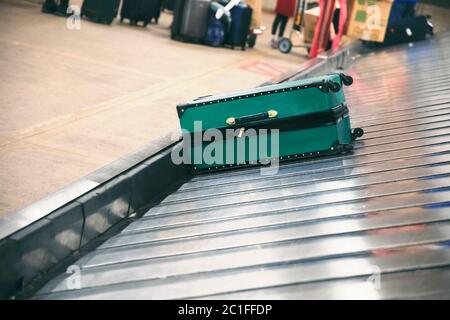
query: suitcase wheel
[
  {"left": 328, "top": 81, "right": 341, "bottom": 93},
  {"left": 340, "top": 73, "right": 353, "bottom": 86},
  {"left": 247, "top": 34, "right": 257, "bottom": 48},
  {"left": 351, "top": 128, "right": 364, "bottom": 140}
]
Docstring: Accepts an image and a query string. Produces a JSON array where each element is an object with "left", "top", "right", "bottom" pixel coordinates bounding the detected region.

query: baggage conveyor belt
[{"left": 35, "top": 34, "right": 450, "bottom": 299}]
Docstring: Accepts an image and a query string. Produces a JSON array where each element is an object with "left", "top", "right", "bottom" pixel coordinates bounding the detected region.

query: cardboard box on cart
[
  {"left": 303, "top": 6, "right": 321, "bottom": 43},
  {"left": 346, "top": 0, "right": 394, "bottom": 42}
]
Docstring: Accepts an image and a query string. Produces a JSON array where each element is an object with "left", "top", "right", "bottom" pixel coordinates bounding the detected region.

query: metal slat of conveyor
[
  {"left": 35, "top": 33, "right": 450, "bottom": 299},
  {"left": 155, "top": 153, "right": 450, "bottom": 205},
  {"left": 142, "top": 167, "right": 450, "bottom": 216},
  {"left": 347, "top": 75, "right": 450, "bottom": 96},
  {"left": 156, "top": 164, "right": 450, "bottom": 211},
  {"left": 113, "top": 204, "right": 450, "bottom": 244},
  {"left": 36, "top": 231, "right": 450, "bottom": 299},
  {"left": 98, "top": 201, "right": 450, "bottom": 250},
  {"left": 38, "top": 212, "right": 450, "bottom": 292},
  {"left": 174, "top": 143, "right": 450, "bottom": 195},
  {"left": 357, "top": 110, "right": 450, "bottom": 129},
  {"left": 64, "top": 202, "right": 450, "bottom": 268},
  {"left": 349, "top": 77, "right": 450, "bottom": 93},
  {"left": 354, "top": 102, "right": 450, "bottom": 123},
  {"left": 178, "top": 135, "right": 450, "bottom": 190},
  {"left": 353, "top": 90, "right": 450, "bottom": 109},
  {"left": 203, "top": 268, "right": 450, "bottom": 300},
  {"left": 348, "top": 89, "right": 450, "bottom": 107},
  {"left": 362, "top": 121, "right": 450, "bottom": 140},
  {"left": 351, "top": 100, "right": 450, "bottom": 119}
]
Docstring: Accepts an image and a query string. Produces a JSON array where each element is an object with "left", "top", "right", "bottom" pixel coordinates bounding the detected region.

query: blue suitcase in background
[
  {"left": 225, "top": 3, "right": 252, "bottom": 50},
  {"left": 205, "top": 1, "right": 232, "bottom": 47},
  {"left": 205, "top": 18, "right": 226, "bottom": 47}
]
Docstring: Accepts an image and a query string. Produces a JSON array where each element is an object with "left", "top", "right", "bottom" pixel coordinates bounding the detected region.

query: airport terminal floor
[{"left": 0, "top": 0, "right": 307, "bottom": 217}]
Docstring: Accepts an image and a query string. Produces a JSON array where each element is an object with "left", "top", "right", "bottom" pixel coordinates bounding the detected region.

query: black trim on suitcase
[
  {"left": 176, "top": 74, "right": 352, "bottom": 118},
  {"left": 189, "top": 104, "right": 350, "bottom": 142},
  {"left": 193, "top": 142, "right": 354, "bottom": 173}
]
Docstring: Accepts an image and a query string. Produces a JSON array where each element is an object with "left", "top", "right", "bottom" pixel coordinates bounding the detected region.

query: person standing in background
[
  {"left": 246, "top": 0, "right": 264, "bottom": 32},
  {"left": 271, "top": 0, "right": 297, "bottom": 48}
]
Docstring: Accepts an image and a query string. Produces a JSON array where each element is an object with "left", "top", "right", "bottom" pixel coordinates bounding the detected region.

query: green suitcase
[{"left": 176, "top": 73, "right": 363, "bottom": 172}]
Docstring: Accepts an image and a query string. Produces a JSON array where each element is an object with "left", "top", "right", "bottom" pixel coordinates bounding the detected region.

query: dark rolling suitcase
[
  {"left": 171, "top": 0, "right": 185, "bottom": 40},
  {"left": 177, "top": 73, "right": 364, "bottom": 172},
  {"left": 225, "top": 3, "right": 252, "bottom": 50},
  {"left": 162, "top": 0, "right": 175, "bottom": 11},
  {"left": 381, "top": 15, "right": 433, "bottom": 46},
  {"left": 81, "top": 0, "right": 121, "bottom": 25},
  {"left": 171, "top": 0, "right": 211, "bottom": 43},
  {"left": 120, "top": 0, "right": 162, "bottom": 26}
]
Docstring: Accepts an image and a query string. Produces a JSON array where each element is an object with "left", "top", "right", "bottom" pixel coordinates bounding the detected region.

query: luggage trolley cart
[{"left": 278, "top": 0, "right": 311, "bottom": 54}]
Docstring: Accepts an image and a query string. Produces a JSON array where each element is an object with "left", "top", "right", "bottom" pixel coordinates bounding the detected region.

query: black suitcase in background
[
  {"left": 120, "top": 0, "right": 161, "bottom": 26},
  {"left": 171, "top": 0, "right": 185, "bottom": 40},
  {"left": 171, "top": 0, "right": 210, "bottom": 43},
  {"left": 162, "top": 0, "right": 175, "bottom": 11},
  {"left": 81, "top": 0, "right": 120, "bottom": 25},
  {"left": 380, "top": 15, "right": 433, "bottom": 47}
]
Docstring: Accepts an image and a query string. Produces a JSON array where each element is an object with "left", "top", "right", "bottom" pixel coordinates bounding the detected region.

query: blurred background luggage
[
  {"left": 81, "top": 0, "right": 121, "bottom": 25},
  {"left": 205, "top": 1, "right": 232, "bottom": 47},
  {"left": 225, "top": 2, "right": 253, "bottom": 50},
  {"left": 171, "top": 0, "right": 211, "bottom": 43},
  {"left": 382, "top": 15, "right": 433, "bottom": 46},
  {"left": 120, "top": 0, "right": 162, "bottom": 27},
  {"left": 162, "top": 0, "right": 176, "bottom": 11}
]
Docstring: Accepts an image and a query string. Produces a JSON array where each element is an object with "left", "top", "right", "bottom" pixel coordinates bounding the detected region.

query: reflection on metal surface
[{"left": 35, "top": 33, "right": 450, "bottom": 299}]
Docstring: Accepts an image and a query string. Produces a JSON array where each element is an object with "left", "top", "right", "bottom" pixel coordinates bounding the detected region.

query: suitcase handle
[{"left": 226, "top": 110, "right": 278, "bottom": 126}]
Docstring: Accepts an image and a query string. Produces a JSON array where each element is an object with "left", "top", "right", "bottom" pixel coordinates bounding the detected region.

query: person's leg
[
  {"left": 271, "top": 13, "right": 282, "bottom": 48},
  {"left": 272, "top": 14, "right": 282, "bottom": 36},
  {"left": 278, "top": 14, "right": 288, "bottom": 38}
]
